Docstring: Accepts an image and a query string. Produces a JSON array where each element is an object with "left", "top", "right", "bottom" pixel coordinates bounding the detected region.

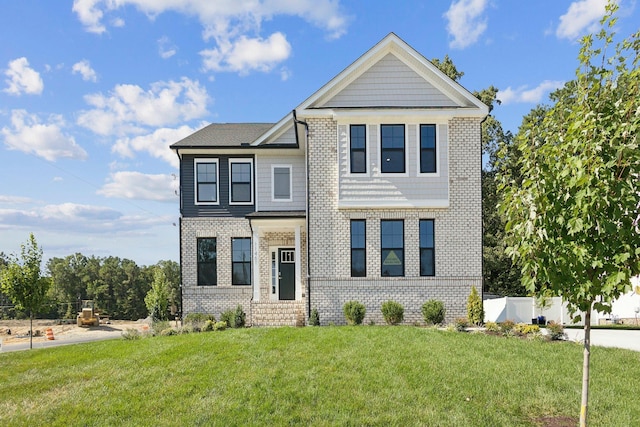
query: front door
[{"left": 278, "top": 248, "right": 295, "bottom": 300}]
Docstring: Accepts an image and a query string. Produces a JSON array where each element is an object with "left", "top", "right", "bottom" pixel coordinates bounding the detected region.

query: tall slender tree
[
  {"left": 0, "top": 233, "right": 49, "bottom": 349},
  {"left": 499, "top": 4, "right": 640, "bottom": 425}
]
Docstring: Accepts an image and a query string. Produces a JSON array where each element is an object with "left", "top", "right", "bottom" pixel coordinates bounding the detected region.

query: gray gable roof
[{"left": 170, "top": 123, "right": 274, "bottom": 148}]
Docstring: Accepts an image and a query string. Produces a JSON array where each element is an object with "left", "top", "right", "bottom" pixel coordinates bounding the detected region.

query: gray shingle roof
[{"left": 170, "top": 123, "right": 274, "bottom": 148}]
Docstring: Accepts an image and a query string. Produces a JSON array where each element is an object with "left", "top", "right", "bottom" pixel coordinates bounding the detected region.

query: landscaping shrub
[
  {"left": 421, "top": 299, "right": 446, "bottom": 325},
  {"left": 454, "top": 317, "right": 468, "bottom": 332},
  {"left": 381, "top": 300, "right": 404, "bottom": 325},
  {"left": 499, "top": 320, "right": 515, "bottom": 334},
  {"left": 151, "top": 320, "right": 170, "bottom": 336},
  {"left": 309, "top": 308, "right": 320, "bottom": 326},
  {"left": 343, "top": 301, "right": 366, "bottom": 325},
  {"left": 214, "top": 321, "right": 227, "bottom": 331},
  {"left": 220, "top": 306, "right": 246, "bottom": 328},
  {"left": 122, "top": 328, "right": 141, "bottom": 340},
  {"left": 515, "top": 323, "right": 540, "bottom": 335},
  {"left": 546, "top": 321, "right": 566, "bottom": 341},
  {"left": 466, "top": 286, "right": 484, "bottom": 325},
  {"left": 160, "top": 328, "right": 177, "bottom": 336},
  {"left": 485, "top": 321, "right": 500, "bottom": 333},
  {"left": 202, "top": 319, "right": 215, "bottom": 332}
]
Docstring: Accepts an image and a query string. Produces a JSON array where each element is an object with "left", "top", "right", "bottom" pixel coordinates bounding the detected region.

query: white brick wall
[{"left": 306, "top": 117, "right": 482, "bottom": 325}]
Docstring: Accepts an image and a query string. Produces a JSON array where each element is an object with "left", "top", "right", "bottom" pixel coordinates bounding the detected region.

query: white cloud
[
  {"left": 158, "top": 36, "right": 177, "bottom": 59},
  {"left": 98, "top": 171, "right": 179, "bottom": 202},
  {"left": 556, "top": 0, "right": 608, "bottom": 40},
  {"left": 112, "top": 125, "right": 200, "bottom": 168},
  {"left": 1, "top": 110, "right": 88, "bottom": 161},
  {"left": 72, "top": 59, "right": 98, "bottom": 82},
  {"left": 200, "top": 32, "right": 291, "bottom": 74},
  {"left": 0, "top": 195, "right": 32, "bottom": 204},
  {"left": 77, "top": 77, "right": 210, "bottom": 136},
  {"left": 444, "top": 0, "right": 489, "bottom": 49},
  {"left": 3, "top": 57, "right": 44, "bottom": 95},
  {"left": 497, "top": 80, "right": 565, "bottom": 105},
  {"left": 72, "top": 0, "right": 349, "bottom": 74}
]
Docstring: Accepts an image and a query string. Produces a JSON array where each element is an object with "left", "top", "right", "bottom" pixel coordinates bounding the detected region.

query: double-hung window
[
  {"left": 272, "top": 165, "right": 292, "bottom": 201},
  {"left": 381, "top": 220, "right": 404, "bottom": 276},
  {"left": 231, "top": 238, "right": 251, "bottom": 285},
  {"left": 229, "top": 159, "right": 253, "bottom": 204},
  {"left": 420, "top": 124, "right": 437, "bottom": 173},
  {"left": 419, "top": 220, "right": 435, "bottom": 276},
  {"left": 380, "top": 124, "right": 405, "bottom": 173},
  {"left": 197, "top": 238, "right": 217, "bottom": 286},
  {"left": 195, "top": 159, "right": 219, "bottom": 204},
  {"left": 350, "top": 220, "right": 366, "bottom": 277},
  {"left": 350, "top": 125, "right": 366, "bottom": 174}
]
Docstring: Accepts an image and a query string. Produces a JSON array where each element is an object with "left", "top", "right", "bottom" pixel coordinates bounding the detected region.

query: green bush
[
  {"left": 202, "top": 319, "right": 215, "bottom": 332},
  {"left": 515, "top": 323, "right": 540, "bottom": 335},
  {"left": 214, "top": 321, "right": 227, "bottom": 331},
  {"left": 220, "top": 306, "right": 246, "bottom": 328},
  {"left": 546, "top": 321, "right": 565, "bottom": 341},
  {"left": 122, "top": 328, "right": 142, "bottom": 340},
  {"left": 160, "top": 328, "right": 177, "bottom": 336},
  {"left": 466, "top": 286, "right": 484, "bottom": 325},
  {"left": 485, "top": 321, "right": 500, "bottom": 332},
  {"left": 309, "top": 308, "right": 320, "bottom": 326},
  {"left": 454, "top": 317, "right": 468, "bottom": 332},
  {"left": 499, "top": 320, "right": 516, "bottom": 334},
  {"left": 421, "top": 299, "right": 446, "bottom": 325},
  {"left": 343, "top": 301, "right": 366, "bottom": 325},
  {"left": 381, "top": 300, "right": 404, "bottom": 325}
]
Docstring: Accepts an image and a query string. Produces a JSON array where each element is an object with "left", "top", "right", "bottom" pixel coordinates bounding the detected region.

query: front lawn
[{"left": 1, "top": 326, "right": 639, "bottom": 426}]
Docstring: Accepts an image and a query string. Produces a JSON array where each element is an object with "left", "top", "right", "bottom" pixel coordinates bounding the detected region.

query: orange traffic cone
[{"left": 46, "top": 328, "right": 54, "bottom": 340}]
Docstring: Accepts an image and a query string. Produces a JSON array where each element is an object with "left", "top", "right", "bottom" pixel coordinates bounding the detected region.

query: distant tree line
[{"left": 1, "top": 249, "right": 179, "bottom": 321}]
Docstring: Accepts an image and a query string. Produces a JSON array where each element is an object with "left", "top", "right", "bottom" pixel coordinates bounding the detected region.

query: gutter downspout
[
  {"left": 293, "top": 110, "right": 311, "bottom": 323},
  {"left": 174, "top": 148, "right": 184, "bottom": 326}
]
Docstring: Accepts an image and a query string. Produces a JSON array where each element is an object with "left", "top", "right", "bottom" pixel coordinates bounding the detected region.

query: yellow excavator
[{"left": 77, "top": 300, "right": 100, "bottom": 327}]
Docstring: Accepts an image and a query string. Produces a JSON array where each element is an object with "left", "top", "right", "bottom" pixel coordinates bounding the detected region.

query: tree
[
  {"left": 498, "top": 5, "right": 640, "bottom": 425},
  {"left": 145, "top": 267, "right": 170, "bottom": 321},
  {"left": 0, "top": 233, "right": 50, "bottom": 349}
]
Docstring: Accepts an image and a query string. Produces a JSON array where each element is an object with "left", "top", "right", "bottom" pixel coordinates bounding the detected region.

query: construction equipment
[{"left": 77, "top": 300, "right": 100, "bottom": 327}]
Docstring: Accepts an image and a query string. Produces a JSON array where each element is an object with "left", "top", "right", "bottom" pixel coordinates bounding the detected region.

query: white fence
[{"left": 484, "top": 283, "right": 640, "bottom": 326}]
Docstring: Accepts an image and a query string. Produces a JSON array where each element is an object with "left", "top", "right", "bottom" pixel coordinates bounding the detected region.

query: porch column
[
  {"left": 295, "top": 225, "right": 301, "bottom": 300},
  {"left": 253, "top": 228, "right": 260, "bottom": 301}
]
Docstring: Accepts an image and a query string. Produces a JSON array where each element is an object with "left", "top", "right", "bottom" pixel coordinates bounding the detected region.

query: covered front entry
[{"left": 247, "top": 212, "right": 307, "bottom": 326}]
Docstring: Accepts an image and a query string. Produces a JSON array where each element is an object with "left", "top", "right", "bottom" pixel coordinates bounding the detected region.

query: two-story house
[{"left": 170, "top": 33, "right": 488, "bottom": 326}]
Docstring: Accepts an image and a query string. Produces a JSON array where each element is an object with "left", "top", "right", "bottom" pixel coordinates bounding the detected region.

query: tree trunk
[
  {"left": 29, "top": 312, "right": 33, "bottom": 350},
  {"left": 580, "top": 309, "right": 592, "bottom": 427}
]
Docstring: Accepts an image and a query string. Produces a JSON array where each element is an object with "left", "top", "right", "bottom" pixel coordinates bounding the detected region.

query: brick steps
[{"left": 251, "top": 301, "right": 306, "bottom": 327}]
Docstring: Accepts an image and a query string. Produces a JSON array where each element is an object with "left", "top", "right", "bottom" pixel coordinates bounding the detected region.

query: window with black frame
[
  {"left": 230, "top": 160, "right": 252, "bottom": 203},
  {"left": 420, "top": 124, "right": 437, "bottom": 173},
  {"left": 197, "top": 238, "right": 217, "bottom": 286},
  {"left": 350, "top": 124, "right": 366, "bottom": 173},
  {"left": 232, "top": 237, "right": 251, "bottom": 285},
  {"left": 420, "top": 219, "right": 435, "bottom": 276},
  {"left": 350, "top": 220, "right": 366, "bottom": 277},
  {"left": 380, "top": 124, "right": 405, "bottom": 173},
  {"left": 381, "top": 219, "right": 404, "bottom": 276},
  {"left": 196, "top": 160, "right": 218, "bottom": 203}
]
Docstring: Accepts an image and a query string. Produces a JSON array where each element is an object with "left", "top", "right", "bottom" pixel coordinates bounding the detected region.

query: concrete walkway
[{"left": 564, "top": 328, "right": 640, "bottom": 352}]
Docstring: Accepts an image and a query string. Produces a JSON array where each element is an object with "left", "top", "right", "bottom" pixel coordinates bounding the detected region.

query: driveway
[{"left": 564, "top": 328, "right": 640, "bottom": 352}]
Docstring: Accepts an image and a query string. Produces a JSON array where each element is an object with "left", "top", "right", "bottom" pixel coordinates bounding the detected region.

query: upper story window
[
  {"left": 350, "top": 125, "right": 366, "bottom": 174},
  {"left": 195, "top": 159, "right": 219, "bottom": 205},
  {"left": 197, "top": 238, "right": 217, "bottom": 286},
  {"left": 272, "top": 165, "right": 292, "bottom": 201},
  {"left": 380, "top": 124, "right": 405, "bottom": 173},
  {"left": 420, "top": 124, "right": 437, "bottom": 173},
  {"left": 229, "top": 159, "right": 253, "bottom": 205},
  {"left": 381, "top": 219, "right": 404, "bottom": 277}
]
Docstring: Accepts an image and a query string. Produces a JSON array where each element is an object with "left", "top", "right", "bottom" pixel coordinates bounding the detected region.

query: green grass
[{"left": 1, "top": 327, "right": 639, "bottom": 426}]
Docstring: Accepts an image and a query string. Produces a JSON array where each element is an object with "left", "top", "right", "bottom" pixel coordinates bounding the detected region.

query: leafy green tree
[
  {"left": 0, "top": 234, "right": 50, "bottom": 349},
  {"left": 145, "top": 267, "right": 170, "bottom": 321},
  {"left": 499, "top": 5, "right": 639, "bottom": 425}
]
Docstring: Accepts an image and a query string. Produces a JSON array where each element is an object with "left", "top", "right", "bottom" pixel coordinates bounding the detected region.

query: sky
[{"left": 1, "top": 0, "right": 638, "bottom": 267}]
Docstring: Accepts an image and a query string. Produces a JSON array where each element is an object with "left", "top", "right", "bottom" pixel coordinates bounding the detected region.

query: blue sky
[{"left": 1, "top": 0, "right": 638, "bottom": 266}]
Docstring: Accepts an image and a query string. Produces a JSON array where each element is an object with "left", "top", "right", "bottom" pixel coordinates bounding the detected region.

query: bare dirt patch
[{"left": 0, "top": 319, "right": 147, "bottom": 345}]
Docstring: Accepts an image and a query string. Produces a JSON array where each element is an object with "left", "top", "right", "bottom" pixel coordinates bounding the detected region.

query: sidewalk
[{"left": 564, "top": 328, "right": 640, "bottom": 352}]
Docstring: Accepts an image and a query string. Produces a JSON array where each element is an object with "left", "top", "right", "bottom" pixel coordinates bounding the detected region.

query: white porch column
[
  {"left": 295, "top": 225, "right": 301, "bottom": 300},
  {"left": 252, "top": 228, "right": 260, "bottom": 301}
]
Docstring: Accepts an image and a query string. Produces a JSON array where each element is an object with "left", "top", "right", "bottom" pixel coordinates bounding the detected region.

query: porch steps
[{"left": 251, "top": 301, "right": 306, "bottom": 327}]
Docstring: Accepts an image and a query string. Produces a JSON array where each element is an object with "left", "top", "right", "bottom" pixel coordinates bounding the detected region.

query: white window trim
[
  {"left": 229, "top": 158, "right": 254, "bottom": 206},
  {"left": 194, "top": 158, "right": 220, "bottom": 206},
  {"left": 271, "top": 164, "right": 293, "bottom": 202},
  {"left": 378, "top": 124, "right": 409, "bottom": 177},
  {"left": 417, "top": 123, "right": 441, "bottom": 178},
  {"left": 347, "top": 124, "right": 370, "bottom": 177}
]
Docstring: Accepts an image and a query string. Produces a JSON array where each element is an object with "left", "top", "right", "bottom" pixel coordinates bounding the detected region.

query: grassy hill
[{"left": 1, "top": 326, "right": 639, "bottom": 426}]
